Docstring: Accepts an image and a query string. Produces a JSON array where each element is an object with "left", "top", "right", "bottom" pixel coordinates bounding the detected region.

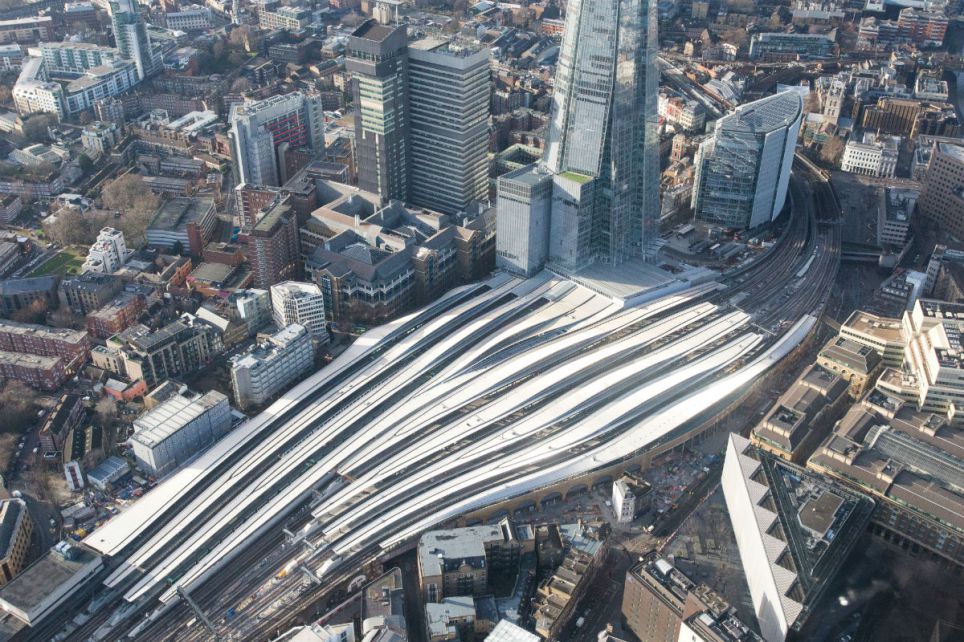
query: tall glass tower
[{"left": 544, "top": 0, "right": 660, "bottom": 267}]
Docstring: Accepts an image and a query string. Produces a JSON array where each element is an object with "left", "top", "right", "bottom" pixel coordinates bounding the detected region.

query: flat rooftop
[
  {"left": 563, "top": 257, "right": 700, "bottom": 303},
  {"left": 352, "top": 20, "right": 397, "bottom": 42},
  {"left": 0, "top": 543, "right": 100, "bottom": 624},
  {"left": 842, "top": 311, "right": 903, "bottom": 344},
  {"left": 131, "top": 391, "right": 227, "bottom": 449},
  {"left": 798, "top": 491, "right": 844, "bottom": 537},
  {"left": 0, "top": 350, "right": 60, "bottom": 369},
  {"left": 149, "top": 196, "right": 214, "bottom": 232},
  {"left": 0, "top": 320, "right": 87, "bottom": 344},
  {"left": 418, "top": 524, "right": 504, "bottom": 577},
  {"left": 938, "top": 142, "right": 964, "bottom": 163}
]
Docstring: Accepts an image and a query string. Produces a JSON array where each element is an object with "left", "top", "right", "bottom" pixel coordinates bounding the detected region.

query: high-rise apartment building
[
  {"left": 407, "top": 38, "right": 490, "bottom": 215},
  {"left": 229, "top": 92, "right": 325, "bottom": 187},
  {"left": 243, "top": 195, "right": 301, "bottom": 289},
  {"left": 919, "top": 142, "right": 964, "bottom": 239},
  {"left": 109, "top": 0, "right": 158, "bottom": 80},
  {"left": 692, "top": 90, "right": 803, "bottom": 229},
  {"left": 346, "top": 20, "right": 410, "bottom": 203},
  {"left": 543, "top": 0, "right": 661, "bottom": 266},
  {"left": 270, "top": 281, "right": 327, "bottom": 341}
]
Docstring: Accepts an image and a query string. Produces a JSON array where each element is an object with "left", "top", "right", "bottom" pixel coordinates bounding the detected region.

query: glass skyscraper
[
  {"left": 544, "top": 0, "right": 661, "bottom": 267},
  {"left": 692, "top": 90, "right": 804, "bottom": 229}
]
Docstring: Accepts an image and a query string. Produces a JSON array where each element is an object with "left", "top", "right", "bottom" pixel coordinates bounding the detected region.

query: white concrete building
[
  {"left": 83, "top": 227, "right": 130, "bottom": 274},
  {"left": 165, "top": 5, "right": 213, "bottom": 31},
  {"left": 41, "top": 42, "right": 119, "bottom": 74},
  {"left": 876, "top": 299, "right": 964, "bottom": 424},
  {"left": 231, "top": 288, "right": 273, "bottom": 334},
  {"left": 13, "top": 57, "right": 65, "bottom": 118},
  {"left": 0, "top": 44, "right": 24, "bottom": 71},
  {"left": 259, "top": 5, "right": 310, "bottom": 30},
  {"left": 130, "top": 390, "right": 232, "bottom": 476},
  {"left": 613, "top": 479, "right": 635, "bottom": 524},
  {"left": 722, "top": 433, "right": 874, "bottom": 642},
  {"left": 81, "top": 120, "right": 121, "bottom": 156},
  {"left": 841, "top": 132, "right": 899, "bottom": 178},
  {"left": 230, "top": 324, "right": 314, "bottom": 411},
  {"left": 270, "top": 281, "right": 327, "bottom": 341}
]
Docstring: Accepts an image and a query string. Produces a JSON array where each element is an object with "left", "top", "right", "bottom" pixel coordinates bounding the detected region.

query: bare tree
[
  {"left": 101, "top": 174, "right": 161, "bottom": 248},
  {"left": 49, "top": 306, "right": 85, "bottom": 330},
  {"left": 43, "top": 208, "right": 106, "bottom": 246},
  {"left": 231, "top": 77, "right": 252, "bottom": 93},
  {"left": 93, "top": 396, "right": 118, "bottom": 431},
  {"left": 22, "top": 114, "right": 54, "bottom": 143},
  {"left": 820, "top": 136, "right": 846, "bottom": 166},
  {"left": 0, "top": 381, "right": 41, "bottom": 434},
  {"left": 10, "top": 299, "right": 48, "bottom": 325}
]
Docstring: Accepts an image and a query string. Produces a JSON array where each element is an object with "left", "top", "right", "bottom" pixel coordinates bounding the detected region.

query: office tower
[
  {"left": 110, "top": 0, "right": 158, "bottom": 80},
  {"left": 229, "top": 91, "right": 325, "bottom": 187},
  {"left": 346, "top": 20, "right": 409, "bottom": 203},
  {"left": 691, "top": 90, "right": 803, "bottom": 230},
  {"left": 543, "top": 0, "right": 661, "bottom": 266},
  {"left": 408, "top": 38, "right": 490, "bottom": 215},
  {"left": 270, "top": 281, "right": 327, "bottom": 341},
  {"left": 918, "top": 141, "right": 964, "bottom": 239},
  {"left": 723, "top": 434, "right": 873, "bottom": 642},
  {"left": 495, "top": 165, "right": 553, "bottom": 276}
]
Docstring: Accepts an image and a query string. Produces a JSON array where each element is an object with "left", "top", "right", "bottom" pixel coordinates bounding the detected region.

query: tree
[
  {"left": 78, "top": 153, "right": 94, "bottom": 173},
  {"left": 44, "top": 208, "right": 107, "bottom": 246},
  {"left": 0, "top": 381, "right": 42, "bottom": 434},
  {"left": 231, "top": 77, "right": 252, "bottom": 93},
  {"left": 820, "top": 136, "right": 846, "bottom": 166},
  {"left": 22, "top": 114, "right": 54, "bottom": 143},
  {"left": 228, "top": 25, "right": 250, "bottom": 49},
  {"left": 49, "top": 306, "right": 84, "bottom": 330},
  {"left": 101, "top": 174, "right": 160, "bottom": 248},
  {"left": 803, "top": 90, "right": 821, "bottom": 114},
  {"left": 93, "top": 396, "right": 118, "bottom": 431},
  {"left": 0, "top": 84, "right": 11, "bottom": 105},
  {"left": 10, "top": 299, "right": 48, "bottom": 325}
]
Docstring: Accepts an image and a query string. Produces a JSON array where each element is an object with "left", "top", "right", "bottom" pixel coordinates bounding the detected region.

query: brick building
[
  {"left": 0, "top": 320, "right": 90, "bottom": 374},
  {"left": 85, "top": 292, "right": 146, "bottom": 340},
  {"left": 242, "top": 195, "right": 301, "bottom": 289},
  {"left": 0, "top": 352, "right": 66, "bottom": 390}
]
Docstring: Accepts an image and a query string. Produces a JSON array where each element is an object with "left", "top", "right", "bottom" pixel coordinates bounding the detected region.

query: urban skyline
[{"left": 0, "top": 0, "right": 961, "bottom": 640}]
